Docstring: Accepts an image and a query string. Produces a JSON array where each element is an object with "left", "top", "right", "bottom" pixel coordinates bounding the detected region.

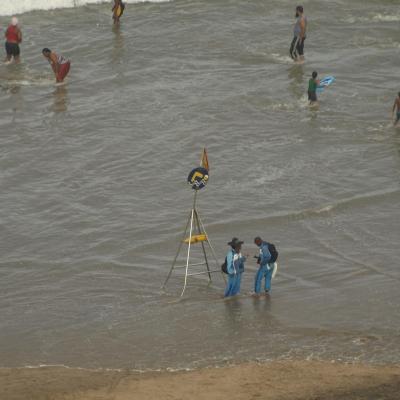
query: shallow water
[{"left": 0, "top": 0, "right": 399, "bottom": 370}]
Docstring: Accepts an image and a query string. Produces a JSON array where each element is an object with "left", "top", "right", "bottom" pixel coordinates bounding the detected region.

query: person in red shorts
[
  {"left": 5, "top": 17, "right": 22, "bottom": 64},
  {"left": 42, "top": 48, "right": 71, "bottom": 83}
]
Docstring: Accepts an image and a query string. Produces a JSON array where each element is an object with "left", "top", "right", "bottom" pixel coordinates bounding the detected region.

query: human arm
[
  {"left": 238, "top": 254, "right": 247, "bottom": 273},
  {"left": 17, "top": 28, "right": 22, "bottom": 43},
  {"left": 259, "top": 244, "right": 271, "bottom": 266},
  {"left": 300, "top": 17, "right": 306, "bottom": 39},
  {"left": 233, "top": 253, "right": 246, "bottom": 273},
  {"left": 226, "top": 251, "right": 236, "bottom": 275},
  {"left": 393, "top": 100, "right": 398, "bottom": 114},
  {"left": 49, "top": 53, "right": 60, "bottom": 75}
]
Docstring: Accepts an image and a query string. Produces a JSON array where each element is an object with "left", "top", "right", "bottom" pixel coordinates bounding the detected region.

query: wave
[
  {"left": 16, "top": 363, "right": 192, "bottom": 373},
  {"left": 132, "top": 187, "right": 400, "bottom": 255},
  {"left": 344, "top": 13, "right": 400, "bottom": 24},
  {"left": 0, "top": 0, "right": 171, "bottom": 16},
  {"left": 250, "top": 187, "right": 400, "bottom": 225},
  {"left": 371, "top": 13, "right": 400, "bottom": 22}
]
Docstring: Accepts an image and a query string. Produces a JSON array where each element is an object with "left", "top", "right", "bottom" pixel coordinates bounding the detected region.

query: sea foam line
[{"left": 0, "top": 0, "right": 171, "bottom": 17}]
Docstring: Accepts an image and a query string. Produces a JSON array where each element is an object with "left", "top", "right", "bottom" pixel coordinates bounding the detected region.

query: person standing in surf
[
  {"left": 253, "top": 237, "right": 275, "bottom": 295},
  {"left": 4, "top": 17, "right": 22, "bottom": 64},
  {"left": 42, "top": 48, "right": 71, "bottom": 83},
  {"left": 224, "top": 238, "right": 246, "bottom": 298},
  {"left": 392, "top": 92, "right": 400, "bottom": 126},
  {"left": 308, "top": 71, "right": 320, "bottom": 106},
  {"left": 290, "top": 5, "right": 307, "bottom": 64},
  {"left": 112, "top": 0, "right": 125, "bottom": 24}
]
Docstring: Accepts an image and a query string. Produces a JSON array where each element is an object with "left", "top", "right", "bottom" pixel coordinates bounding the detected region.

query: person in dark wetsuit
[
  {"left": 4, "top": 17, "right": 22, "bottom": 64},
  {"left": 308, "top": 71, "right": 320, "bottom": 105},
  {"left": 290, "top": 5, "right": 307, "bottom": 64}
]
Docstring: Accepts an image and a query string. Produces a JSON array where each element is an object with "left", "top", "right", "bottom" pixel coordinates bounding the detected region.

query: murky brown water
[{"left": 0, "top": 0, "right": 399, "bottom": 369}]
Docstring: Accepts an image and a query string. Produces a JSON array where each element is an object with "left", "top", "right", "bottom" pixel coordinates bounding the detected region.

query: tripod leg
[
  {"left": 161, "top": 210, "right": 192, "bottom": 289},
  {"left": 181, "top": 209, "right": 195, "bottom": 297},
  {"left": 197, "top": 212, "right": 226, "bottom": 283},
  {"left": 194, "top": 209, "right": 212, "bottom": 283}
]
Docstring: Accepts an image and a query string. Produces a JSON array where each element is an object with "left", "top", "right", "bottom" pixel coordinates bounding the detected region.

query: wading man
[
  {"left": 224, "top": 238, "right": 246, "bottom": 298},
  {"left": 254, "top": 237, "right": 277, "bottom": 295},
  {"left": 290, "top": 5, "right": 307, "bottom": 64}
]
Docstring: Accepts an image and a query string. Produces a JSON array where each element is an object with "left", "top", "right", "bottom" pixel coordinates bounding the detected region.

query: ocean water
[{"left": 0, "top": 0, "right": 399, "bottom": 370}]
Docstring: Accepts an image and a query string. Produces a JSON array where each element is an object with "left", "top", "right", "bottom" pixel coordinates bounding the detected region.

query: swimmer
[
  {"left": 308, "top": 71, "right": 320, "bottom": 106},
  {"left": 112, "top": 0, "right": 125, "bottom": 24},
  {"left": 42, "top": 48, "right": 71, "bottom": 83},
  {"left": 4, "top": 17, "right": 22, "bottom": 64},
  {"left": 392, "top": 92, "right": 400, "bottom": 126}
]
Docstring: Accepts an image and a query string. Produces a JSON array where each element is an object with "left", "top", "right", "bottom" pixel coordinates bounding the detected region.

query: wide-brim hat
[{"left": 228, "top": 237, "right": 244, "bottom": 247}]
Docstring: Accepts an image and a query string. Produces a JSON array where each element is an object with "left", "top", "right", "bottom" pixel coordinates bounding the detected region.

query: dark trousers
[{"left": 290, "top": 36, "right": 305, "bottom": 59}]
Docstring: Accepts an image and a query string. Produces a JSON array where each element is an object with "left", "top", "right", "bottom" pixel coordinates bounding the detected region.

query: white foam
[
  {"left": 320, "top": 126, "right": 337, "bottom": 133},
  {"left": 0, "top": 78, "right": 55, "bottom": 87},
  {"left": 0, "top": 0, "right": 171, "bottom": 16},
  {"left": 270, "top": 53, "right": 293, "bottom": 65},
  {"left": 371, "top": 13, "right": 400, "bottom": 22},
  {"left": 343, "top": 13, "right": 400, "bottom": 23}
]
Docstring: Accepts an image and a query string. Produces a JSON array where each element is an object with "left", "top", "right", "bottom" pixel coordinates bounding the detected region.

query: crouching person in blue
[
  {"left": 224, "top": 237, "right": 246, "bottom": 298},
  {"left": 254, "top": 236, "right": 277, "bottom": 295}
]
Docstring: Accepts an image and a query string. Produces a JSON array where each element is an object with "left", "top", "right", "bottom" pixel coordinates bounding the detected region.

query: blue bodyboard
[{"left": 317, "top": 76, "right": 336, "bottom": 93}]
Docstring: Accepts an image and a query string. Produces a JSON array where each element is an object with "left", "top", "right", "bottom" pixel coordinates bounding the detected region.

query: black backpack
[
  {"left": 268, "top": 242, "right": 278, "bottom": 263},
  {"left": 221, "top": 256, "right": 228, "bottom": 274}
]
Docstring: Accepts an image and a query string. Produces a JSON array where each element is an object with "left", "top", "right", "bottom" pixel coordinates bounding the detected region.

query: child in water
[
  {"left": 112, "top": 0, "right": 125, "bottom": 24},
  {"left": 308, "top": 71, "right": 320, "bottom": 106}
]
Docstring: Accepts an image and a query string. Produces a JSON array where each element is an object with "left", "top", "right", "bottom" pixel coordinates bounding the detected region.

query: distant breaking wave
[
  {"left": 343, "top": 13, "right": 400, "bottom": 24},
  {"left": 0, "top": 0, "right": 171, "bottom": 16}
]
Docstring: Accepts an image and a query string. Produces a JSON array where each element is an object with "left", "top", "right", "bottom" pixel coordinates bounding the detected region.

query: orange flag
[{"left": 200, "top": 148, "right": 209, "bottom": 171}]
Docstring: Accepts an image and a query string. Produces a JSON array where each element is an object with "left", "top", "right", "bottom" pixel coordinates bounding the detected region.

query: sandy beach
[{"left": 1, "top": 361, "right": 400, "bottom": 400}]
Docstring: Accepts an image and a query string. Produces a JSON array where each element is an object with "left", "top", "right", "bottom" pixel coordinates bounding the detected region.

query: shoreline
[{"left": 1, "top": 361, "right": 400, "bottom": 400}]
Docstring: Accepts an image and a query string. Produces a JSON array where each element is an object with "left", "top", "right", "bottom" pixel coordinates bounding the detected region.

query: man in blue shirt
[
  {"left": 224, "top": 238, "right": 246, "bottom": 298},
  {"left": 254, "top": 236, "right": 275, "bottom": 295}
]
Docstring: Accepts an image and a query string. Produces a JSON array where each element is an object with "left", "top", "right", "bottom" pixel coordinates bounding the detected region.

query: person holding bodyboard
[{"left": 308, "top": 71, "right": 320, "bottom": 106}]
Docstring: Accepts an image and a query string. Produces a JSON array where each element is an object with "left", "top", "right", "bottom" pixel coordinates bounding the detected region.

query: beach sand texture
[{"left": 1, "top": 361, "right": 400, "bottom": 400}]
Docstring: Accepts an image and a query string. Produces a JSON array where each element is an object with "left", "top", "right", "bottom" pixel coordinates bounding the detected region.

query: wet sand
[{"left": 1, "top": 361, "right": 400, "bottom": 400}]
